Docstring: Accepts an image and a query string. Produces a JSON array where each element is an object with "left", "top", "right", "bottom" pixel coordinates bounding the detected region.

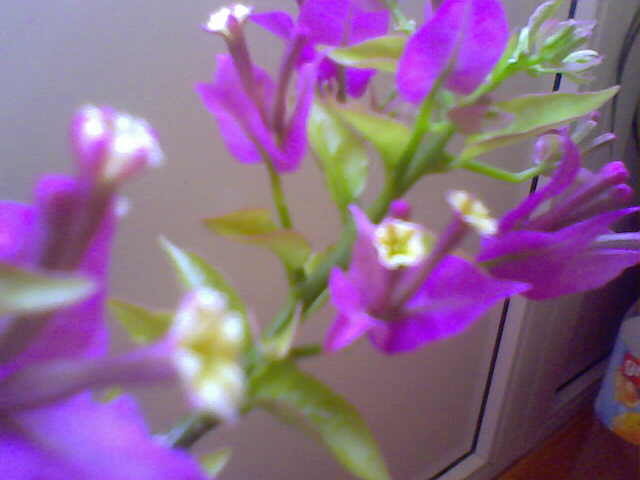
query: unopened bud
[
  {"left": 525, "top": 0, "right": 565, "bottom": 53},
  {"left": 562, "top": 49, "right": 602, "bottom": 73},
  {"left": 389, "top": 199, "right": 412, "bottom": 220}
]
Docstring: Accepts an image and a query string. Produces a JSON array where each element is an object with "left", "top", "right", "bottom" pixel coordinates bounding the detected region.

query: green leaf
[
  {"left": 0, "top": 264, "right": 95, "bottom": 316},
  {"left": 108, "top": 299, "right": 172, "bottom": 345},
  {"left": 159, "top": 237, "right": 248, "bottom": 321},
  {"left": 308, "top": 100, "right": 369, "bottom": 217},
  {"left": 251, "top": 361, "right": 390, "bottom": 480},
  {"left": 461, "top": 87, "right": 619, "bottom": 159},
  {"left": 333, "top": 107, "right": 411, "bottom": 172},
  {"left": 254, "top": 231, "right": 312, "bottom": 271},
  {"left": 200, "top": 447, "right": 232, "bottom": 477},
  {"left": 205, "top": 208, "right": 277, "bottom": 236},
  {"left": 203, "top": 212, "right": 312, "bottom": 271},
  {"left": 327, "top": 35, "right": 407, "bottom": 73}
]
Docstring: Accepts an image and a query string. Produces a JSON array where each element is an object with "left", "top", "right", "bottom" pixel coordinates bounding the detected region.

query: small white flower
[
  {"left": 204, "top": 4, "right": 252, "bottom": 36},
  {"left": 374, "top": 219, "right": 428, "bottom": 269},
  {"left": 447, "top": 190, "right": 497, "bottom": 235},
  {"left": 172, "top": 287, "right": 247, "bottom": 420}
]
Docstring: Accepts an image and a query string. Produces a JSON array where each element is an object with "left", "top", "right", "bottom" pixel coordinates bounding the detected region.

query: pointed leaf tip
[
  {"left": 108, "top": 299, "right": 172, "bottom": 345},
  {"left": 159, "top": 237, "right": 248, "bottom": 322}
]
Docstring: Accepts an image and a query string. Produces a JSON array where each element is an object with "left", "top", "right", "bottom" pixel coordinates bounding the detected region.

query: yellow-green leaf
[
  {"left": 0, "top": 264, "right": 95, "bottom": 316},
  {"left": 462, "top": 87, "right": 619, "bottom": 159},
  {"left": 328, "top": 35, "right": 407, "bottom": 73},
  {"left": 159, "top": 238, "right": 248, "bottom": 321},
  {"left": 308, "top": 100, "right": 368, "bottom": 217},
  {"left": 334, "top": 107, "right": 411, "bottom": 172},
  {"left": 251, "top": 361, "right": 390, "bottom": 480},
  {"left": 203, "top": 215, "right": 312, "bottom": 271},
  {"left": 206, "top": 209, "right": 277, "bottom": 236},
  {"left": 108, "top": 299, "right": 171, "bottom": 345}
]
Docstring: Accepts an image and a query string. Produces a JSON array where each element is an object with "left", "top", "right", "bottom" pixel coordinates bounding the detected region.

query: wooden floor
[{"left": 496, "top": 408, "right": 639, "bottom": 479}]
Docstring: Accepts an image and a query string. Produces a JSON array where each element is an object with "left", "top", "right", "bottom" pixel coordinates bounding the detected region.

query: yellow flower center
[{"left": 374, "top": 220, "right": 429, "bottom": 269}]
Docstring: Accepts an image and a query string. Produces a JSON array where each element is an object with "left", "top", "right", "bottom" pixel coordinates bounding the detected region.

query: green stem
[
  {"left": 266, "top": 161, "right": 293, "bottom": 229},
  {"left": 459, "top": 60, "right": 519, "bottom": 107},
  {"left": 265, "top": 160, "right": 301, "bottom": 287},
  {"left": 298, "top": 223, "right": 356, "bottom": 310},
  {"left": 297, "top": 171, "right": 399, "bottom": 311},
  {"left": 383, "top": 0, "right": 414, "bottom": 33},
  {"left": 401, "top": 124, "right": 456, "bottom": 192},
  {"left": 290, "top": 343, "right": 323, "bottom": 360},
  {"left": 162, "top": 412, "right": 219, "bottom": 449},
  {"left": 461, "top": 159, "right": 546, "bottom": 183},
  {"left": 392, "top": 89, "right": 439, "bottom": 191},
  {"left": 263, "top": 293, "right": 298, "bottom": 338}
]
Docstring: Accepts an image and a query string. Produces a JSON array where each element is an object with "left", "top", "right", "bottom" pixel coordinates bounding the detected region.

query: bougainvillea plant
[{"left": 1, "top": 0, "right": 638, "bottom": 478}]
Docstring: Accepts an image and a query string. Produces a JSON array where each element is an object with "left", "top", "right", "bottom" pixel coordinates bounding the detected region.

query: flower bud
[
  {"left": 71, "top": 105, "right": 163, "bottom": 185},
  {"left": 389, "top": 199, "right": 412, "bottom": 220},
  {"left": 517, "top": 1, "right": 602, "bottom": 82},
  {"left": 172, "top": 288, "right": 246, "bottom": 421},
  {"left": 532, "top": 133, "right": 561, "bottom": 169},
  {"left": 524, "top": 0, "right": 564, "bottom": 54},
  {"left": 561, "top": 49, "right": 602, "bottom": 73}
]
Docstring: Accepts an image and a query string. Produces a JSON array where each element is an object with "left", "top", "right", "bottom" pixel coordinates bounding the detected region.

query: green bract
[
  {"left": 334, "top": 107, "right": 412, "bottom": 173},
  {"left": 308, "top": 100, "right": 369, "bottom": 219},
  {"left": 0, "top": 264, "right": 95, "bottom": 316},
  {"left": 327, "top": 35, "right": 407, "bottom": 73}
]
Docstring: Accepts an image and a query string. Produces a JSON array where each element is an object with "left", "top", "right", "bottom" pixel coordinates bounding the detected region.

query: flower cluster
[
  {"left": 2, "top": 0, "right": 639, "bottom": 479},
  {"left": 0, "top": 107, "right": 209, "bottom": 479}
]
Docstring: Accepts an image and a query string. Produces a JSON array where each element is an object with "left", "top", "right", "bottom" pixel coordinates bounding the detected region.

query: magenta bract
[
  {"left": 397, "top": 0, "right": 509, "bottom": 103},
  {"left": 326, "top": 205, "right": 526, "bottom": 354},
  {"left": 478, "top": 132, "right": 640, "bottom": 299}
]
